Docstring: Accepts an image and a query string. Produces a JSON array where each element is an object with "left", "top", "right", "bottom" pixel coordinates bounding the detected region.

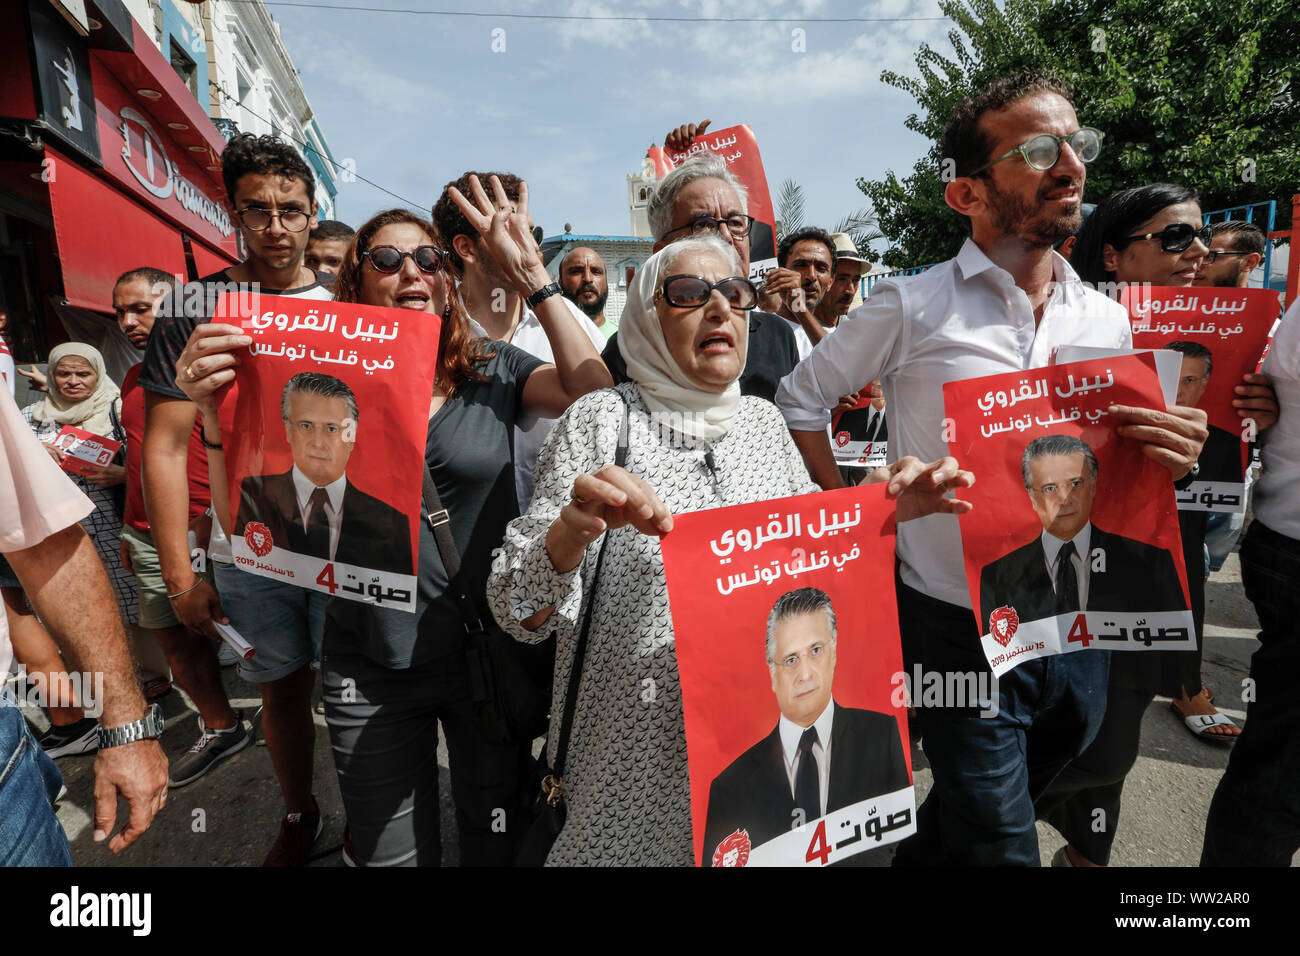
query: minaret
[{"left": 627, "top": 148, "right": 657, "bottom": 237}]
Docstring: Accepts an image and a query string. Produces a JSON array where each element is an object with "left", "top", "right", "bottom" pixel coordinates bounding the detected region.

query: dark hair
[
  {"left": 281, "top": 372, "right": 358, "bottom": 422},
  {"left": 1022, "top": 435, "right": 1098, "bottom": 490},
  {"left": 777, "top": 227, "right": 835, "bottom": 268},
  {"left": 765, "top": 587, "right": 837, "bottom": 663},
  {"left": 432, "top": 171, "right": 523, "bottom": 277},
  {"left": 331, "top": 208, "right": 493, "bottom": 398},
  {"left": 1209, "top": 219, "right": 1266, "bottom": 257},
  {"left": 220, "top": 133, "right": 316, "bottom": 206},
  {"left": 308, "top": 219, "right": 355, "bottom": 243},
  {"left": 1164, "top": 340, "right": 1213, "bottom": 376},
  {"left": 941, "top": 71, "right": 1075, "bottom": 179},
  {"left": 114, "top": 267, "right": 176, "bottom": 293},
  {"left": 1069, "top": 183, "right": 1199, "bottom": 287}
]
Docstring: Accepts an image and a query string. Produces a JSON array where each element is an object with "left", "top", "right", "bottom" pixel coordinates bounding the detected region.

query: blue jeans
[
  {"left": 213, "top": 562, "right": 328, "bottom": 684},
  {"left": 1202, "top": 520, "right": 1300, "bottom": 866},
  {"left": 1204, "top": 509, "right": 1246, "bottom": 573},
  {"left": 892, "top": 581, "right": 1111, "bottom": 866},
  {"left": 0, "top": 700, "right": 72, "bottom": 866}
]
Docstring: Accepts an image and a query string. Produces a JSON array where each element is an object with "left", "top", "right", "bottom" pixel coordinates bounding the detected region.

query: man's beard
[
  {"left": 565, "top": 283, "right": 608, "bottom": 319},
  {"left": 985, "top": 177, "right": 1082, "bottom": 247}
]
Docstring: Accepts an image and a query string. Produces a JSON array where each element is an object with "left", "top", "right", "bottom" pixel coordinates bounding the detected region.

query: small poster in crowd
[
  {"left": 215, "top": 292, "right": 440, "bottom": 613},
  {"left": 52, "top": 425, "right": 121, "bottom": 476},
  {"left": 647, "top": 124, "right": 777, "bottom": 282},
  {"left": 1124, "top": 286, "right": 1279, "bottom": 513},
  {"left": 943, "top": 353, "right": 1195, "bottom": 678},
  {"left": 660, "top": 484, "right": 913, "bottom": 868},
  {"left": 831, "top": 386, "right": 888, "bottom": 469}
]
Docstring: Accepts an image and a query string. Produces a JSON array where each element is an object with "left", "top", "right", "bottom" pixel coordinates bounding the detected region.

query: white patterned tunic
[{"left": 488, "top": 383, "right": 817, "bottom": 865}]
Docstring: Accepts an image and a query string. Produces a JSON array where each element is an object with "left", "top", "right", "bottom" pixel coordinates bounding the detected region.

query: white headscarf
[
  {"left": 32, "top": 342, "right": 121, "bottom": 437},
  {"left": 617, "top": 238, "right": 749, "bottom": 440}
]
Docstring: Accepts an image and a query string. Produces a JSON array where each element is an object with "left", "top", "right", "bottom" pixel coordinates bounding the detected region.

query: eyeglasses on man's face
[
  {"left": 1201, "top": 250, "right": 1251, "bottom": 264},
  {"left": 662, "top": 214, "right": 755, "bottom": 242},
  {"left": 237, "top": 207, "right": 311, "bottom": 233},
  {"left": 968, "top": 127, "right": 1103, "bottom": 176}
]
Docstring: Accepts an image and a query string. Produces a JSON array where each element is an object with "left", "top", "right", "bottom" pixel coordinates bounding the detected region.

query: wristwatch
[
  {"left": 96, "top": 703, "right": 165, "bottom": 749},
  {"left": 525, "top": 281, "right": 562, "bottom": 309},
  {"left": 1173, "top": 462, "right": 1200, "bottom": 490}
]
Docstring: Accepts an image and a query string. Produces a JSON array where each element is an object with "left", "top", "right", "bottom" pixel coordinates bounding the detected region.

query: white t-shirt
[{"left": 0, "top": 387, "right": 94, "bottom": 679}]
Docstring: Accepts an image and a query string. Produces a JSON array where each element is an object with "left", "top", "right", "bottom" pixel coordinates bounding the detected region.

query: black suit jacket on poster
[
  {"left": 978, "top": 523, "right": 1187, "bottom": 632},
  {"left": 1197, "top": 424, "right": 1245, "bottom": 485},
  {"left": 233, "top": 470, "right": 413, "bottom": 576},
  {"left": 701, "top": 704, "right": 908, "bottom": 864},
  {"left": 833, "top": 406, "right": 887, "bottom": 444}
]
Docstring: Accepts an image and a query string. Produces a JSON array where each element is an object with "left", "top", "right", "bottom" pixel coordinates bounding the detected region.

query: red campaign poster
[
  {"left": 214, "top": 292, "right": 440, "bottom": 613},
  {"left": 660, "top": 484, "right": 913, "bottom": 868},
  {"left": 647, "top": 124, "right": 777, "bottom": 282},
  {"left": 943, "top": 353, "right": 1195, "bottom": 678},
  {"left": 52, "top": 425, "right": 121, "bottom": 476},
  {"left": 1123, "top": 286, "right": 1279, "bottom": 513},
  {"left": 831, "top": 388, "right": 888, "bottom": 469}
]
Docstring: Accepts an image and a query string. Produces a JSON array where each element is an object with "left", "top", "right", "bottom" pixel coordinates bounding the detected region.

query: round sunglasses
[
  {"left": 1121, "top": 222, "right": 1213, "bottom": 254},
  {"left": 659, "top": 274, "right": 758, "bottom": 310},
  {"left": 361, "top": 245, "right": 447, "bottom": 274}
]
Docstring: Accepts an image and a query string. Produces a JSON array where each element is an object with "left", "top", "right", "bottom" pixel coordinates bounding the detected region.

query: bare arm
[{"left": 791, "top": 428, "right": 846, "bottom": 490}]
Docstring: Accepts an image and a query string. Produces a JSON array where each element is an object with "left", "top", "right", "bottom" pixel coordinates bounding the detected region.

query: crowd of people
[{"left": 0, "top": 68, "right": 1295, "bottom": 868}]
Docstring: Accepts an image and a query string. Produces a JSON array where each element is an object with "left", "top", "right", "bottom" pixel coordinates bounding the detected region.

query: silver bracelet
[{"left": 166, "top": 580, "right": 203, "bottom": 600}]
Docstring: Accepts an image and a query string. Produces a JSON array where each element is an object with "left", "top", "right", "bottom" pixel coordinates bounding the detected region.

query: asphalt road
[{"left": 44, "top": 549, "right": 1287, "bottom": 867}]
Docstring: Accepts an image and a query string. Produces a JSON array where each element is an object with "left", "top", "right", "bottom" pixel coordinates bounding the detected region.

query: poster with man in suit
[
  {"left": 945, "top": 353, "right": 1195, "bottom": 677},
  {"left": 660, "top": 485, "right": 914, "bottom": 867},
  {"left": 216, "top": 292, "right": 439, "bottom": 612}
]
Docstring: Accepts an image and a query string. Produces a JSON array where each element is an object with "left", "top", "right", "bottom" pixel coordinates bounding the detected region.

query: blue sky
[{"left": 269, "top": 0, "right": 957, "bottom": 246}]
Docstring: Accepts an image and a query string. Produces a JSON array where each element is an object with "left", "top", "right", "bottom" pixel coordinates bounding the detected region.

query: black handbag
[
  {"left": 515, "top": 397, "right": 630, "bottom": 866},
  {"left": 418, "top": 466, "right": 553, "bottom": 746}
]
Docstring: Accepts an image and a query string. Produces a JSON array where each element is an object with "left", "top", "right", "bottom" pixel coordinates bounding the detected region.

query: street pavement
[{"left": 44, "top": 547, "right": 1289, "bottom": 867}]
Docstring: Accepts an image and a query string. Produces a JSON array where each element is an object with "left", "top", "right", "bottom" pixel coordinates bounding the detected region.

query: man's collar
[
  {"left": 291, "top": 465, "right": 347, "bottom": 514},
  {"left": 955, "top": 238, "right": 1081, "bottom": 289},
  {"left": 778, "top": 698, "right": 835, "bottom": 764},
  {"left": 1041, "top": 522, "right": 1092, "bottom": 568}
]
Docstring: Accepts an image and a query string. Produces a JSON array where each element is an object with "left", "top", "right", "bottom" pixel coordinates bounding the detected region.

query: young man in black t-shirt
[{"left": 140, "top": 133, "right": 333, "bottom": 865}]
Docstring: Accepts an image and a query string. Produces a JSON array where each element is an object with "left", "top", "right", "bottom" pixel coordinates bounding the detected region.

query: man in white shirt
[
  {"left": 759, "top": 227, "right": 837, "bottom": 360},
  {"left": 777, "top": 70, "right": 1207, "bottom": 865},
  {"left": 432, "top": 172, "right": 607, "bottom": 511}
]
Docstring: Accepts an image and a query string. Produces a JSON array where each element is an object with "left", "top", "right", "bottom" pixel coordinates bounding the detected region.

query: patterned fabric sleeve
[{"left": 488, "top": 386, "right": 627, "bottom": 644}]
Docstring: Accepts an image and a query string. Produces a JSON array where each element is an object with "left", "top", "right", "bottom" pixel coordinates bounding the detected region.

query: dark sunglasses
[
  {"left": 1201, "top": 250, "right": 1251, "bottom": 264},
  {"left": 659, "top": 274, "right": 757, "bottom": 310},
  {"left": 362, "top": 245, "right": 447, "bottom": 274},
  {"left": 1121, "top": 222, "right": 1212, "bottom": 254}
]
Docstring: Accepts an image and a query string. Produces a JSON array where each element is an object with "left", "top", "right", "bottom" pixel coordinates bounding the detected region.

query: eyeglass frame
[
  {"left": 361, "top": 244, "right": 449, "bottom": 275},
  {"left": 966, "top": 127, "right": 1104, "bottom": 177},
  {"left": 654, "top": 274, "right": 758, "bottom": 310},
  {"left": 235, "top": 206, "right": 313, "bottom": 233},
  {"left": 660, "top": 214, "right": 756, "bottom": 243},
  {"left": 1201, "top": 250, "right": 1252, "bottom": 264},
  {"left": 1120, "top": 222, "right": 1213, "bottom": 254}
]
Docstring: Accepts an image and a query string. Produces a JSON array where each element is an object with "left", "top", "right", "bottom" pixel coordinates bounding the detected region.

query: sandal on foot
[{"left": 1172, "top": 705, "right": 1239, "bottom": 741}]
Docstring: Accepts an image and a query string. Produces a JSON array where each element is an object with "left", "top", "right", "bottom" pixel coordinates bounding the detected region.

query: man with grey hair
[
  {"left": 603, "top": 151, "right": 798, "bottom": 404},
  {"left": 701, "top": 586, "right": 908, "bottom": 863},
  {"left": 233, "top": 372, "right": 411, "bottom": 575},
  {"left": 979, "top": 434, "right": 1186, "bottom": 629}
]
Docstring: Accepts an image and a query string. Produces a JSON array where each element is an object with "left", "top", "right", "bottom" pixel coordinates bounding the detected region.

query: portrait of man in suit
[
  {"left": 979, "top": 435, "right": 1187, "bottom": 633},
  {"left": 702, "top": 587, "right": 909, "bottom": 863},
  {"left": 1165, "top": 340, "right": 1244, "bottom": 484},
  {"left": 833, "top": 380, "right": 888, "bottom": 448},
  {"left": 233, "top": 372, "right": 413, "bottom": 575}
]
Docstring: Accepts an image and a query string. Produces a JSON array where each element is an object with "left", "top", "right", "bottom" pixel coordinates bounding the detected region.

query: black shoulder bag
[
  {"left": 419, "top": 470, "right": 553, "bottom": 747},
  {"left": 514, "top": 397, "right": 630, "bottom": 866}
]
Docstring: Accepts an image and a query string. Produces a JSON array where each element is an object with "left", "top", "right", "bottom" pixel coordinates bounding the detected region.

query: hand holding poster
[
  {"left": 944, "top": 354, "right": 1194, "bottom": 678},
  {"left": 1125, "top": 286, "right": 1279, "bottom": 513},
  {"left": 647, "top": 124, "right": 777, "bottom": 282},
  {"left": 831, "top": 387, "right": 888, "bottom": 469},
  {"left": 52, "top": 425, "right": 121, "bottom": 476},
  {"left": 215, "top": 293, "right": 440, "bottom": 613},
  {"left": 660, "top": 484, "right": 913, "bottom": 867}
]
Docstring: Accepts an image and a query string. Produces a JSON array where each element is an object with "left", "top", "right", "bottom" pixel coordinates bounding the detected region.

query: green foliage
[
  {"left": 775, "top": 178, "right": 806, "bottom": 241},
  {"left": 858, "top": 0, "right": 1298, "bottom": 268}
]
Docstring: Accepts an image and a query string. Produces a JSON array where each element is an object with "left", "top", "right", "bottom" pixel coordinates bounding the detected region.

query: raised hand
[{"left": 446, "top": 174, "right": 546, "bottom": 296}]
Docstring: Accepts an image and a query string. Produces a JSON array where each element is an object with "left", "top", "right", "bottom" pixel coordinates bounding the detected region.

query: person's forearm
[
  {"left": 799, "top": 310, "right": 831, "bottom": 346},
  {"left": 8, "top": 526, "right": 145, "bottom": 726},
  {"left": 545, "top": 518, "right": 589, "bottom": 573},
  {"left": 791, "top": 428, "right": 845, "bottom": 490},
  {"left": 530, "top": 271, "right": 613, "bottom": 399},
  {"left": 143, "top": 398, "right": 200, "bottom": 590},
  {"left": 196, "top": 406, "right": 231, "bottom": 533}
]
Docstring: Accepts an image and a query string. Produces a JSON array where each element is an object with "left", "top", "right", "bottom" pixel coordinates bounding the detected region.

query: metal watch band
[
  {"left": 96, "top": 703, "right": 165, "bottom": 749},
  {"left": 525, "top": 281, "right": 562, "bottom": 309}
]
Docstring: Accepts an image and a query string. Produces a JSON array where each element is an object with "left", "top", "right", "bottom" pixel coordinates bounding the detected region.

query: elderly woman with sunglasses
[
  {"left": 1038, "top": 183, "right": 1278, "bottom": 868},
  {"left": 173, "top": 179, "right": 612, "bottom": 867},
  {"left": 488, "top": 234, "right": 971, "bottom": 866}
]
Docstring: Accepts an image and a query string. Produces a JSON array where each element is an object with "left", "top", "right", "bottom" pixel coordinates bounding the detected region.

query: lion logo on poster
[
  {"left": 712, "top": 829, "right": 751, "bottom": 868},
  {"left": 834, "top": 431, "right": 851, "bottom": 448},
  {"left": 989, "top": 606, "right": 1019, "bottom": 648},
  {"left": 245, "top": 521, "right": 274, "bottom": 558}
]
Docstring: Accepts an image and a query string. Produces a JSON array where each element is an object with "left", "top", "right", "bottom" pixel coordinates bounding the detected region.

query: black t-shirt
[
  {"left": 323, "top": 342, "right": 545, "bottom": 668},
  {"left": 139, "top": 269, "right": 335, "bottom": 400},
  {"left": 601, "top": 309, "right": 798, "bottom": 404}
]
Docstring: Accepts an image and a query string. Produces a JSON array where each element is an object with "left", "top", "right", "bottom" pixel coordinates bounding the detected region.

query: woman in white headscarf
[
  {"left": 0, "top": 342, "right": 135, "bottom": 757},
  {"left": 487, "top": 235, "right": 972, "bottom": 865}
]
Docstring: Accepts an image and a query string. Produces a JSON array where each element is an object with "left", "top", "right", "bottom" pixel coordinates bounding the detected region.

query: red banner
[
  {"left": 943, "top": 354, "right": 1194, "bottom": 677},
  {"left": 660, "top": 484, "right": 913, "bottom": 867},
  {"left": 647, "top": 124, "right": 777, "bottom": 282},
  {"left": 1124, "top": 286, "right": 1279, "bottom": 513},
  {"left": 215, "top": 293, "right": 440, "bottom": 612}
]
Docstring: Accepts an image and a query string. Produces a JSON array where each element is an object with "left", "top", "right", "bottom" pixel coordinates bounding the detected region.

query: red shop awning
[
  {"left": 45, "top": 145, "right": 188, "bottom": 312},
  {"left": 188, "top": 235, "right": 238, "bottom": 280}
]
